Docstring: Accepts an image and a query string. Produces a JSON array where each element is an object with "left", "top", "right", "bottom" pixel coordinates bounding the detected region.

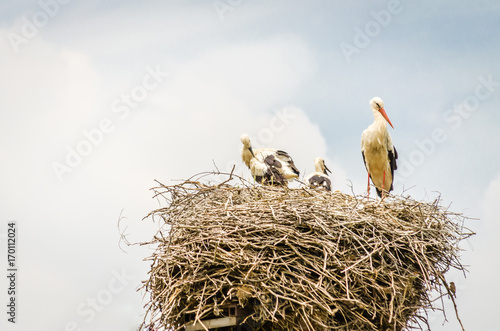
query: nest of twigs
[{"left": 140, "top": 172, "right": 473, "bottom": 331}]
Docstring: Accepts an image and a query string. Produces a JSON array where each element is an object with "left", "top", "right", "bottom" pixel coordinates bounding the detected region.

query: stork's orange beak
[{"left": 379, "top": 107, "right": 394, "bottom": 129}]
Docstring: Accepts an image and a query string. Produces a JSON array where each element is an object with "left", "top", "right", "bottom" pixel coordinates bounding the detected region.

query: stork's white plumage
[
  {"left": 303, "top": 157, "right": 332, "bottom": 191},
  {"left": 361, "top": 97, "right": 398, "bottom": 198},
  {"left": 240, "top": 134, "right": 300, "bottom": 185}
]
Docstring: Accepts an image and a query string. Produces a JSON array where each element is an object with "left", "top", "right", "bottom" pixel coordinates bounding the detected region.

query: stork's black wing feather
[
  {"left": 361, "top": 151, "right": 368, "bottom": 172},
  {"left": 258, "top": 154, "right": 286, "bottom": 186},
  {"left": 264, "top": 155, "right": 282, "bottom": 168},
  {"left": 276, "top": 150, "right": 300, "bottom": 176},
  {"left": 388, "top": 146, "right": 398, "bottom": 191}
]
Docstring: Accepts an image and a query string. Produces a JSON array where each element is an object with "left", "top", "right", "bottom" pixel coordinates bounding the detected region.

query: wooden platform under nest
[{"left": 139, "top": 172, "right": 474, "bottom": 331}]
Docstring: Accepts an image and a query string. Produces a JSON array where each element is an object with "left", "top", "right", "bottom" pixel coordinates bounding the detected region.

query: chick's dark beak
[
  {"left": 249, "top": 146, "right": 255, "bottom": 158},
  {"left": 324, "top": 164, "right": 331, "bottom": 175}
]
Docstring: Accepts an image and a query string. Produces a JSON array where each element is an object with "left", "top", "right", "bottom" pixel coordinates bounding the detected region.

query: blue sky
[{"left": 1, "top": 1, "right": 499, "bottom": 330}]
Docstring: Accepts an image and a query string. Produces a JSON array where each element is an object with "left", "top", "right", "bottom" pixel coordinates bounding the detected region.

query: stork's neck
[
  {"left": 315, "top": 162, "right": 323, "bottom": 173},
  {"left": 241, "top": 145, "right": 253, "bottom": 167},
  {"left": 372, "top": 108, "right": 387, "bottom": 127}
]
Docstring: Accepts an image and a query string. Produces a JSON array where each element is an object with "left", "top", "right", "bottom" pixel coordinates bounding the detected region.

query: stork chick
[
  {"left": 240, "top": 134, "right": 299, "bottom": 186},
  {"left": 304, "top": 157, "right": 332, "bottom": 191}
]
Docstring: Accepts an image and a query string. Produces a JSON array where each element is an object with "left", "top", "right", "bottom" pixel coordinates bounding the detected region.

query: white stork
[
  {"left": 361, "top": 97, "right": 398, "bottom": 198},
  {"left": 303, "top": 157, "right": 332, "bottom": 191},
  {"left": 240, "top": 134, "right": 300, "bottom": 185}
]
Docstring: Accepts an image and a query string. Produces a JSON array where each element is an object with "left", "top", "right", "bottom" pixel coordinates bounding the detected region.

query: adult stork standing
[
  {"left": 240, "top": 134, "right": 300, "bottom": 185},
  {"left": 303, "top": 157, "right": 332, "bottom": 191},
  {"left": 361, "top": 97, "right": 398, "bottom": 198}
]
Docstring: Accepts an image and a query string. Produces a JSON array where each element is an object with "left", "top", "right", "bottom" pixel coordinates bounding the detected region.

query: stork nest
[{"left": 140, "top": 172, "right": 473, "bottom": 331}]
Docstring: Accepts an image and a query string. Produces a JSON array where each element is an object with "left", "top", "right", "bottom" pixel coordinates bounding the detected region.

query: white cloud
[{"left": 149, "top": 35, "right": 317, "bottom": 110}]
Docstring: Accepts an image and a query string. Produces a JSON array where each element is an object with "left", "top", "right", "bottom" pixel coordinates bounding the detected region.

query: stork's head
[
  {"left": 315, "top": 157, "right": 331, "bottom": 175},
  {"left": 240, "top": 133, "right": 251, "bottom": 146},
  {"left": 240, "top": 133, "right": 255, "bottom": 157},
  {"left": 369, "top": 97, "right": 394, "bottom": 129}
]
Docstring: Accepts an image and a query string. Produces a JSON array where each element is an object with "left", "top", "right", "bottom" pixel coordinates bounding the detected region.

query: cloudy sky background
[{"left": 0, "top": 1, "right": 499, "bottom": 330}]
